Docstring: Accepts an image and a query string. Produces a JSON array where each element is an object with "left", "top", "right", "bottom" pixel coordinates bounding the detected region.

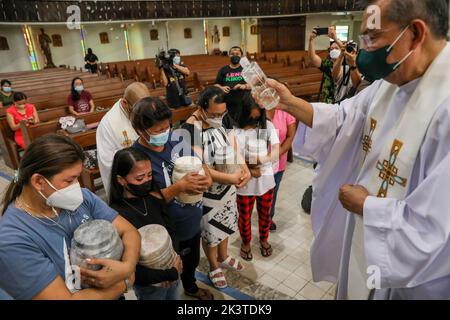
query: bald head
[{"left": 122, "top": 82, "right": 150, "bottom": 115}]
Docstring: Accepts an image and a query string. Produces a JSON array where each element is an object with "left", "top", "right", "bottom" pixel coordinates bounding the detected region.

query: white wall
[
  {"left": 83, "top": 23, "right": 129, "bottom": 63},
  {"left": 305, "top": 14, "right": 362, "bottom": 50},
  {"left": 207, "top": 19, "right": 242, "bottom": 53},
  {"left": 0, "top": 25, "right": 32, "bottom": 73},
  {"left": 245, "top": 19, "right": 260, "bottom": 53},
  {"left": 128, "top": 21, "right": 168, "bottom": 60},
  {"left": 167, "top": 20, "right": 205, "bottom": 55},
  {"left": 31, "top": 25, "right": 85, "bottom": 69}
]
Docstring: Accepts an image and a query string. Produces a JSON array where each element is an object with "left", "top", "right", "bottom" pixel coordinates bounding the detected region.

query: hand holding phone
[{"left": 314, "top": 27, "right": 330, "bottom": 36}]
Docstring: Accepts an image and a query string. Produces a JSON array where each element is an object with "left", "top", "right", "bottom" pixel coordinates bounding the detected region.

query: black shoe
[{"left": 270, "top": 222, "right": 277, "bottom": 232}]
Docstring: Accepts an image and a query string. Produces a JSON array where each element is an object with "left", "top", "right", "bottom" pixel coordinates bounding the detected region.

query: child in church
[{"left": 234, "top": 92, "right": 280, "bottom": 260}]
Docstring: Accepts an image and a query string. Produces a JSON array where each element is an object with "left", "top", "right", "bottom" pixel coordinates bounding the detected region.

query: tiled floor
[{"left": 0, "top": 155, "right": 336, "bottom": 300}]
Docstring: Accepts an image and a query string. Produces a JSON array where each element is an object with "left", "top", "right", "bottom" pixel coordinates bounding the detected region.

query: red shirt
[
  {"left": 6, "top": 104, "right": 36, "bottom": 149},
  {"left": 67, "top": 90, "right": 92, "bottom": 113}
]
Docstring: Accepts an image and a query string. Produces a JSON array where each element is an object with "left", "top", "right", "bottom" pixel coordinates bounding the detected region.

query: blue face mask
[
  {"left": 147, "top": 128, "right": 170, "bottom": 146},
  {"left": 2, "top": 86, "right": 12, "bottom": 93},
  {"left": 173, "top": 56, "right": 181, "bottom": 65},
  {"left": 74, "top": 85, "right": 84, "bottom": 92}
]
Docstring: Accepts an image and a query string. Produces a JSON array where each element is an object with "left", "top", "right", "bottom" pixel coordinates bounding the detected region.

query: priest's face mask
[{"left": 358, "top": 6, "right": 424, "bottom": 85}]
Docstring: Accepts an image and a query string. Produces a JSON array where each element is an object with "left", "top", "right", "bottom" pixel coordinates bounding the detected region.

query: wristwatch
[{"left": 350, "top": 65, "right": 358, "bottom": 71}]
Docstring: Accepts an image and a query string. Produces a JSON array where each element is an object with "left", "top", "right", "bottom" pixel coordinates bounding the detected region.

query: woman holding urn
[
  {"left": 182, "top": 86, "right": 251, "bottom": 289},
  {"left": 0, "top": 134, "right": 140, "bottom": 300},
  {"left": 110, "top": 147, "right": 182, "bottom": 300}
]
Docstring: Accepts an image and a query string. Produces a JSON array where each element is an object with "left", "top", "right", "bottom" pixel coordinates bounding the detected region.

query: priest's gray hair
[{"left": 357, "top": 0, "right": 449, "bottom": 39}]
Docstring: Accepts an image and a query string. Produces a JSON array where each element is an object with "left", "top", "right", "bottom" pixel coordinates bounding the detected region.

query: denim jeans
[
  {"left": 134, "top": 281, "right": 180, "bottom": 300},
  {"left": 270, "top": 171, "right": 285, "bottom": 219}
]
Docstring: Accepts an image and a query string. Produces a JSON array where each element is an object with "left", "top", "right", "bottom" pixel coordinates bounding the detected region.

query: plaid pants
[{"left": 237, "top": 189, "right": 275, "bottom": 245}]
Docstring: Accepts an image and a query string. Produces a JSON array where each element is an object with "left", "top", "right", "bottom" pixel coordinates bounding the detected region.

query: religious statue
[
  {"left": 212, "top": 25, "right": 220, "bottom": 44},
  {"left": 211, "top": 25, "right": 221, "bottom": 55},
  {"left": 38, "top": 28, "right": 56, "bottom": 68}
]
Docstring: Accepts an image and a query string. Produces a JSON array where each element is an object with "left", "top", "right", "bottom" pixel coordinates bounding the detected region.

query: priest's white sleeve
[
  {"left": 96, "top": 122, "right": 117, "bottom": 196},
  {"left": 295, "top": 81, "right": 382, "bottom": 164},
  {"left": 363, "top": 108, "right": 450, "bottom": 290}
]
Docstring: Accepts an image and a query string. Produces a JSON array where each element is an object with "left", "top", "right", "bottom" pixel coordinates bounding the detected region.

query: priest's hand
[
  {"left": 253, "top": 79, "right": 295, "bottom": 111},
  {"left": 339, "top": 184, "right": 370, "bottom": 216}
]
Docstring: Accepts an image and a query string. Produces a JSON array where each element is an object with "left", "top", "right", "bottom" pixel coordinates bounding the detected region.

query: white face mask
[
  {"left": 330, "top": 49, "right": 341, "bottom": 60},
  {"left": 202, "top": 110, "right": 223, "bottom": 128},
  {"left": 173, "top": 56, "right": 181, "bottom": 65},
  {"left": 39, "top": 178, "right": 83, "bottom": 212}
]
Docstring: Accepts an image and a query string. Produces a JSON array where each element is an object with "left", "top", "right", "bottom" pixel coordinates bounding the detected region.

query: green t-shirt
[
  {"left": 319, "top": 58, "right": 336, "bottom": 104},
  {"left": 0, "top": 92, "right": 14, "bottom": 108}
]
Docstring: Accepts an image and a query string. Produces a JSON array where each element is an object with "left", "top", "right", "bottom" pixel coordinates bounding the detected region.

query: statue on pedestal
[
  {"left": 211, "top": 25, "right": 221, "bottom": 55},
  {"left": 39, "top": 28, "right": 56, "bottom": 68}
]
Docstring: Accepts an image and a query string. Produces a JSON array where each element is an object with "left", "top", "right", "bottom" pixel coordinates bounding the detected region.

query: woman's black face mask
[
  {"left": 126, "top": 180, "right": 153, "bottom": 198},
  {"left": 248, "top": 117, "right": 260, "bottom": 126}
]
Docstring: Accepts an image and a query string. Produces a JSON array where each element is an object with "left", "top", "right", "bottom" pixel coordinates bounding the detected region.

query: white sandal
[
  {"left": 208, "top": 268, "right": 228, "bottom": 289},
  {"left": 219, "top": 256, "right": 244, "bottom": 272}
]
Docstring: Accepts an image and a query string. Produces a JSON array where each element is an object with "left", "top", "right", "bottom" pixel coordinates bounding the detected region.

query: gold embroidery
[
  {"left": 122, "top": 131, "right": 132, "bottom": 148},
  {"left": 376, "top": 139, "right": 408, "bottom": 198},
  {"left": 362, "top": 118, "right": 377, "bottom": 161}
]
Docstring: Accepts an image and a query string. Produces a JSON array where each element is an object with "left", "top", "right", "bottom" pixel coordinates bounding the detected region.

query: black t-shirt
[
  {"left": 163, "top": 66, "right": 189, "bottom": 108},
  {"left": 215, "top": 65, "right": 248, "bottom": 122},
  {"left": 84, "top": 53, "right": 98, "bottom": 63},
  {"left": 111, "top": 194, "right": 179, "bottom": 286}
]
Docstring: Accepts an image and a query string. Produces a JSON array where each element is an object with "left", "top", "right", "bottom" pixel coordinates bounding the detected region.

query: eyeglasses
[
  {"left": 358, "top": 26, "right": 407, "bottom": 50},
  {"left": 205, "top": 109, "right": 228, "bottom": 119}
]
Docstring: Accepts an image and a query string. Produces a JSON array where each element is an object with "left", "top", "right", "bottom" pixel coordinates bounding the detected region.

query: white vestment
[
  {"left": 96, "top": 99, "right": 139, "bottom": 196},
  {"left": 295, "top": 43, "right": 450, "bottom": 299}
]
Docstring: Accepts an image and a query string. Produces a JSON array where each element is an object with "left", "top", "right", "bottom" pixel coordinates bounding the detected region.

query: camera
[
  {"left": 346, "top": 41, "right": 358, "bottom": 53},
  {"left": 155, "top": 49, "right": 177, "bottom": 69}
]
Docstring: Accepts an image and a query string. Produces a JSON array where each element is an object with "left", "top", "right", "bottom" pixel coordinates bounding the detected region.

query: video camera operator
[{"left": 158, "top": 48, "right": 192, "bottom": 108}]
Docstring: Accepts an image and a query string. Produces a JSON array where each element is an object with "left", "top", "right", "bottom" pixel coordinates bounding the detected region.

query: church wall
[
  {"left": 305, "top": 14, "right": 362, "bottom": 51},
  {"left": 30, "top": 25, "right": 85, "bottom": 70},
  {"left": 0, "top": 25, "right": 33, "bottom": 73},
  {"left": 129, "top": 21, "right": 168, "bottom": 60},
  {"left": 83, "top": 23, "right": 129, "bottom": 63},
  {"left": 166, "top": 20, "right": 206, "bottom": 55},
  {"left": 206, "top": 19, "right": 243, "bottom": 54}
]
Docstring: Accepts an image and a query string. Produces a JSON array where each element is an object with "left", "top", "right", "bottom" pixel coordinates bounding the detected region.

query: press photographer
[
  {"left": 158, "top": 49, "right": 192, "bottom": 108},
  {"left": 331, "top": 40, "right": 363, "bottom": 102},
  {"left": 308, "top": 27, "right": 345, "bottom": 104}
]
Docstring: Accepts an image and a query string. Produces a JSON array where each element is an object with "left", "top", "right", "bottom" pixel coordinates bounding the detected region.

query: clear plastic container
[{"left": 240, "top": 57, "right": 280, "bottom": 110}]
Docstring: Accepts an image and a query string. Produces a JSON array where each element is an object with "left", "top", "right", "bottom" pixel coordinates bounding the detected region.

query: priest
[
  {"left": 266, "top": 0, "right": 450, "bottom": 299},
  {"left": 97, "top": 82, "right": 151, "bottom": 195}
]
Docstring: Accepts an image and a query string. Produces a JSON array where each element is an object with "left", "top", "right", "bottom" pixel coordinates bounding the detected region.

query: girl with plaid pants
[{"left": 235, "top": 93, "right": 280, "bottom": 261}]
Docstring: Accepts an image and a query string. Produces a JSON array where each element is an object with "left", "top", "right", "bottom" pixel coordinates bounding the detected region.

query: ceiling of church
[{"left": 0, "top": 0, "right": 362, "bottom": 23}]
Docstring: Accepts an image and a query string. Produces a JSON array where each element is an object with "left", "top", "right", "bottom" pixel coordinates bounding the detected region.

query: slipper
[
  {"left": 184, "top": 288, "right": 215, "bottom": 300},
  {"left": 208, "top": 268, "right": 228, "bottom": 289},
  {"left": 240, "top": 246, "right": 253, "bottom": 261},
  {"left": 219, "top": 256, "right": 244, "bottom": 272},
  {"left": 260, "top": 243, "right": 273, "bottom": 258}
]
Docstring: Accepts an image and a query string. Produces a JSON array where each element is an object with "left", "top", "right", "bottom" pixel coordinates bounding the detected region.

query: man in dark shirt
[
  {"left": 84, "top": 48, "right": 99, "bottom": 74},
  {"left": 215, "top": 46, "right": 250, "bottom": 122},
  {"left": 160, "top": 49, "right": 191, "bottom": 108}
]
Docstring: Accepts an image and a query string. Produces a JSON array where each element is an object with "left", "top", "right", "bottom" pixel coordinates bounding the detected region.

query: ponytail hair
[{"left": 1, "top": 134, "right": 85, "bottom": 215}]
